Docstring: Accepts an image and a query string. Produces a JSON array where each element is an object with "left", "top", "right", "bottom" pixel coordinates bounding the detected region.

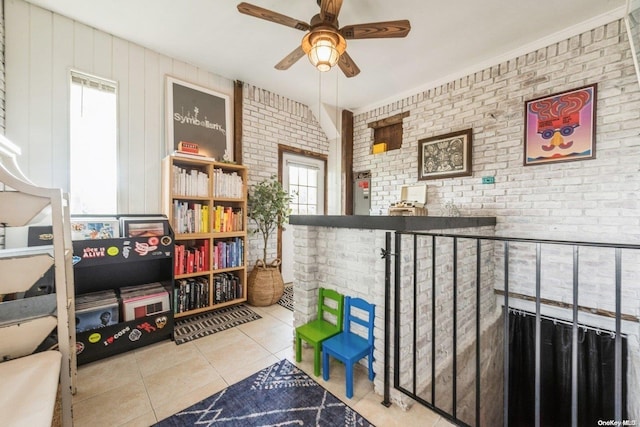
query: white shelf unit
[{"left": 0, "top": 135, "right": 76, "bottom": 426}]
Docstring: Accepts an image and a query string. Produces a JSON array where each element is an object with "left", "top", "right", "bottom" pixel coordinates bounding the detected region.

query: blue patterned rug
[{"left": 154, "top": 358, "right": 375, "bottom": 426}]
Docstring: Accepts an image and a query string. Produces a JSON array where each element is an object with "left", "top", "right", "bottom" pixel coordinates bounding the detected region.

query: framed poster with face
[
  {"left": 524, "top": 84, "right": 597, "bottom": 166},
  {"left": 165, "top": 76, "right": 232, "bottom": 161}
]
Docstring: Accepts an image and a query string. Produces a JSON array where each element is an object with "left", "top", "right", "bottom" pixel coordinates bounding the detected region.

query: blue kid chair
[
  {"left": 295, "top": 287, "right": 344, "bottom": 376},
  {"left": 321, "top": 296, "right": 375, "bottom": 398}
]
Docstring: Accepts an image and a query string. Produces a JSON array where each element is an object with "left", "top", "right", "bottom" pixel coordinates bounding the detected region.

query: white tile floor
[{"left": 71, "top": 303, "right": 453, "bottom": 426}]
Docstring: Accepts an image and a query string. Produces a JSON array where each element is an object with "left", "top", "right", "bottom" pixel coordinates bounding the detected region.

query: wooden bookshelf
[{"left": 162, "top": 155, "right": 248, "bottom": 318}]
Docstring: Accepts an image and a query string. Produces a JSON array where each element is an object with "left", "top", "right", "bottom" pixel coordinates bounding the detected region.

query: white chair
[{"left": 0, "top": 135, "right": 76, "bottom": 426}]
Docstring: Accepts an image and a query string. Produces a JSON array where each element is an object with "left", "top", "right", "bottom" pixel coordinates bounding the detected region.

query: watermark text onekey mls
[{"left": 597, "top": 421, "right": 637, "bottom": 426}]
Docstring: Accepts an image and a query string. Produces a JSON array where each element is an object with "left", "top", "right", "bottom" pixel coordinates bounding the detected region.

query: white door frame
[{"left": 279, "top": 146, "right": 327, "bottom": 284}]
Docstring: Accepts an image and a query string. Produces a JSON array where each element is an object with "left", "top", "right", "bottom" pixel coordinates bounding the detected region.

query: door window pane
[
  {"left": 289, "top": 166, "right": 299, "bottom": 185},
  {"left": 285, "top": 156, "right": 323, "bottom": 218}
]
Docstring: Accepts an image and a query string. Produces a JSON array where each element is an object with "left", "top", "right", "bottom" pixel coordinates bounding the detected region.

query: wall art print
[
  {"left": 418, "top": 129, "right": 472, "bottom": 180},
  {"left": 165, "top": 76, "right": 232, "bottom": 161},
  {"left": 524, "top": 84, "right": 597, "bottom": 166}
]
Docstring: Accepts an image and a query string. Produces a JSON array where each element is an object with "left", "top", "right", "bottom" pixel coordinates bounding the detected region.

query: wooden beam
[
  {"left": 368, "top": 111, "right": 410, "bottom": 129},
  {"left": 495, "top": 289, "right": 637, "bottom": 322},
  {"left": 342, "top": 109, "right": 354, "bottom": 215},
  {"left": 234, "top": 80, "right": 244, "bottom": 164}
]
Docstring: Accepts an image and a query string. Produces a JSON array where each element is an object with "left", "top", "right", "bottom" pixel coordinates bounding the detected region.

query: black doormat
[
  {"left": 277, "top": 284, "right": 293, "bottom": 312},
  {"left": 174, "top": 304, "right": 261, "bottom": 345}
]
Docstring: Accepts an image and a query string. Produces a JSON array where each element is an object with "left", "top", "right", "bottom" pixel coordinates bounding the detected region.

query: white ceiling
[{"left": 24, "top": 0, "right": 627, "bottom": 113}]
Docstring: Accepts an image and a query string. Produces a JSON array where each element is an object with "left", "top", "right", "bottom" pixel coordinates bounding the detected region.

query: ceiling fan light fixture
[
  {"left": 238, "top": 2, "right": 411, "bottom": 78},
  {"left": 302, "top": 30, "right": 346, "bottom": 72},
  {"left": 310, "top": 38, "right": 338, "bottom": 71}
]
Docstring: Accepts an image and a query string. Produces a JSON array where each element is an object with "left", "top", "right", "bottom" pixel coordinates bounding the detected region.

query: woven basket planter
[{"left": 247, "top": 259, "right": 284, "bottom": 306}]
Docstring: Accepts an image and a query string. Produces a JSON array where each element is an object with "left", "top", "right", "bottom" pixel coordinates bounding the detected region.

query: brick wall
[
  {"left": 292, "top": 225, "right": 500, "bottom": 412},
  {"left": 241, "top": 83, "right": 329, "bottom": 267},
  {"left": 292, "top": 225, "right": 389, "bottom": 398},
  {"left": 352, "top": 19, "right": 640, "bottom": 419},
  {"left": 353, "top": 21, "right": 639, "bottom": 246},
  {"left": 352, "top": 18, "right": 640, "bottom": 330}
]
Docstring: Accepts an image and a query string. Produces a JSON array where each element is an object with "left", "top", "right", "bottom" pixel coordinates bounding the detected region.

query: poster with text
[{"left": 166, "top": 76, "right": 232, "bottom": 161}]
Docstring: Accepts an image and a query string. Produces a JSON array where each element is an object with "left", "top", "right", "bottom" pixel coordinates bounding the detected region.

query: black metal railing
[{"left": 382, "top": 231, "right": 639, "bottom": 427}]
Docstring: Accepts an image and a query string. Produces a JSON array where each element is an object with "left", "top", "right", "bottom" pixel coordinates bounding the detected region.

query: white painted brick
[
  {"left": 355, "top": 21, "right": 640, "bottom": 250},
  {"left": 242, "top": 83, "right": 329, "bottom": 267},
  {"left": 351, "top": 26, "right": 640, "bottom": 414}
]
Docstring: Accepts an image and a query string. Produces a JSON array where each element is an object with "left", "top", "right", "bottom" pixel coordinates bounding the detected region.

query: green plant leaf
[{"left": 247, "top": 175, "right": 295, "bottom": 264}]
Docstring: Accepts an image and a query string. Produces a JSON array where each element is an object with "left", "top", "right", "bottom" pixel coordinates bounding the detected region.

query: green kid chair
[
  {"left": 295, "top": 287, "right": 344, "bottom": 376},
  {"left": 322, "top": 296, "right": 375, "bottom": 398}
]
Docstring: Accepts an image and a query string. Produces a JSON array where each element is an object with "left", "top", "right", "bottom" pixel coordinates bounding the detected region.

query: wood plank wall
[{"left": 4, "top": 0, "right": 234, "bottom": 214}]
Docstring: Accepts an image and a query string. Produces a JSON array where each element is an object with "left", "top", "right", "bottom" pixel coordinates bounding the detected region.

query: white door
[{"left": 282, "top": 153, "right": 325, "bottom": 283}]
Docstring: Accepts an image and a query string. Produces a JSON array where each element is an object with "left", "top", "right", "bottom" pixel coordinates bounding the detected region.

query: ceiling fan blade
[
  {"left": 275, "top": 46, "right": 306, "bottom": 70},
  {"left": 319, "top": 0, "right": 343, "bottom": 24},
  {"left": 337, "top": 51, "right": 360, "bottom": 78},
  {"left": 237, "top": 2, "right": 310, "bottom": 31},
  {"left": 340, "top": 20, "right": 411, "bottom": 39}
]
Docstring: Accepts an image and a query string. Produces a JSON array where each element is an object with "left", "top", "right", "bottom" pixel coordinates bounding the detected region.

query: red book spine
[
  {"left": 203, "top": 239, "right": 210, "bottom": 271},
  {"left": 187, "top": 251, "right": 195, "bottom": 274},
  {"left": 175, "top": 244, "right": 185, "bottom": 275},
  {"left": 174, "top": 244, "right": 180, "bottom": 275}
]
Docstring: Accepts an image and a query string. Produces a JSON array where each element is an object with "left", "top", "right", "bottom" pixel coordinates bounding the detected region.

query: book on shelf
[
  {"left": 172, "top": 201, "right": 209, "bottom": 234},
  {"left": 202, "top": 205, "right": 209, "bottom": 232},
  {"left": 172, "top": 164, "right": 209, "bottom": 197},
  {"left": 175, "top": 240, "right": 210, "bottom": 275},
  {"left": 213, "top": 237, "right": 244, "bottom": 270},
  {"left": 175, "top": 277, "right": 210, "bottom": 313},
  {"left": 172, "top": 150, "right": 216, "bottom": 162},
  {"left": 213, "top": 272, "right": 242, "bottom": 304},
  {"left": 213, "top": 168, "right": 243, "bottom": 198},
  {"left": 212, "top": 206, "right": 243, "bottom": 232}
]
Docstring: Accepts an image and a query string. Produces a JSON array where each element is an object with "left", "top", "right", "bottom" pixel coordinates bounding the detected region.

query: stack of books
[
  {"left": 174, "top": 277, "right": 209, "bottom": 313},
  {"left": 175, "top": 240, "right": 210, "bottom": 275},
  {"left": 172, "top": 201, "right": 209, "bottom": 234},
  {"left": 172, "top": 164, "right": 209, "bottom": 197},
  {"left": 212, "top": 206, "right": 243, "bottom": 232},
  {"left": 213, "top": 273, "right": 242, "bottom": 304},
  {"left": 213, "top": 168, "right": 243, "bottom": 198}
]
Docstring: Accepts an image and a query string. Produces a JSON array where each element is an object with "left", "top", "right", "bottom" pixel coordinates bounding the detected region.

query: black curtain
[{"left": 508, "top": 312, "right": 627, "bottom": 427}]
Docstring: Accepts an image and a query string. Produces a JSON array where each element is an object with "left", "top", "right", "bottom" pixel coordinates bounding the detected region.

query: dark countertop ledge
[{"left": 289, "top": 215, "right": 496, "bottom": 231}]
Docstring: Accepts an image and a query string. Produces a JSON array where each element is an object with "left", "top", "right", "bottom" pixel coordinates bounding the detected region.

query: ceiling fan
[{"left": 237, "top": 0, "right": 411, "bottom": 77}]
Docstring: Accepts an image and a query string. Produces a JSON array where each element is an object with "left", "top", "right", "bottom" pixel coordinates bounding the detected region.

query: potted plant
[{"left": 246, "top": 176, "right": 293, "bottom": 306}]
